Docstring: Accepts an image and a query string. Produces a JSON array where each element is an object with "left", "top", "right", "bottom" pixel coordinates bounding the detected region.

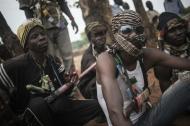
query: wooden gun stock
[{"left": 46, "top": 62, "right": 96, "bottom": 103}]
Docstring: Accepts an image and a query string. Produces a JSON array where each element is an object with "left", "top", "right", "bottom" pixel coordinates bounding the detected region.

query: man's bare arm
[
  {"left": 57, "top": 0, "right": 78, "bottom": 33},
  {"left": 144, "top": 48, "right": 190, "bottom": 70},
  {"left": 58, "top": 0, "right": 73, "bottom": 19},
  {"left": 96, "top": 52, "right": 133, "bottom": 126}
]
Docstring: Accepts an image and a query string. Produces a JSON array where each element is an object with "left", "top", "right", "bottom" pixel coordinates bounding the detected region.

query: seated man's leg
[
  {"left": 23, "top": 97, "right": 53, "bottom": 126},
  {"left": 68, "top": 99, "right": 102, "bottom": 124},
  {"left": 135, "top": 79, "right": 190, "bottom": 126},
  {"left": 50, "top": 96, "right": 102, "bottom": 126}
]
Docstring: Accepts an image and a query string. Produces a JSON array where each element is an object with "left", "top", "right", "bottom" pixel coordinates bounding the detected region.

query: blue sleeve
[{"left": 177, "top": 0, "right": 184, "bottom": 13}]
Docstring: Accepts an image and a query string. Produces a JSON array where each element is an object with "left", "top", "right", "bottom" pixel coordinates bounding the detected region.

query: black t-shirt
[{"left": 0, "top": 53, "right": 65, "bottom": 113}]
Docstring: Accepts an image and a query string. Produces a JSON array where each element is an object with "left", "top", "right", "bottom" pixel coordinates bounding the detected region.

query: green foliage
[
  {"left": 71, "top": 32, "right": 89, "bottom": 50},
  {"left": 182, "top": 6, "right": 190, "bottom": 15}
]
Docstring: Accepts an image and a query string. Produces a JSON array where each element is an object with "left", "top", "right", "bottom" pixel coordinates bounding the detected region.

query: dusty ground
[{"left": 73, "top": 51, "right": 190, "bottom": 126}]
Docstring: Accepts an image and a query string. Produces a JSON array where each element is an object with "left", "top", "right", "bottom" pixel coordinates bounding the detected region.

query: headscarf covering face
[
  {"left": 17, "top": 18, "right": 44, "bottom": 49},
  {"left": 112, "top": 10, "right": 145, "bottom": 57},
  {"left": 85, "top": 21, "right": 107, "bottom": 40}
]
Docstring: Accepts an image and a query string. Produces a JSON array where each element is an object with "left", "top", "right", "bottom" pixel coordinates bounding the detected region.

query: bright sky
[{"left": 0, "top": 0, "right": 190, "bottom": 42}]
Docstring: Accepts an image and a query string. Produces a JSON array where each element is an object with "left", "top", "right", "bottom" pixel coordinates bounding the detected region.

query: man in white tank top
[{"left": 96, "top": 10, "right": 190, "bottom": 126}]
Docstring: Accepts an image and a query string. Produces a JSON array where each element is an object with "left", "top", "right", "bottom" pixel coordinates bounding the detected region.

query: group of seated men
[{"left": 0, "top": 9, "right": 190, "bottom": 126}]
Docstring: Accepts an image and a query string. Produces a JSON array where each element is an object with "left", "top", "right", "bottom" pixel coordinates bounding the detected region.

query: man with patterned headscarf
[
  {"left": 0, "top": 18, "right": 102, "bottom": 126},
  {"left": 96, "top": 10, "right": 190, "bottom": 126}
]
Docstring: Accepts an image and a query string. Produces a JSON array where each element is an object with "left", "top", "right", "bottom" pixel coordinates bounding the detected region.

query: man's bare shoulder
[
  {"left": 97, "top": 51, "right": 112, "bottom": 61},
  {"left": 96, "top": 52, "right": 116, "bottom": 73},
  {"left": 96, "top": 51, "right": 117, "bottom": 84},
  {"left": 97, "top": 51, "right": 115, "bottom": 65}
]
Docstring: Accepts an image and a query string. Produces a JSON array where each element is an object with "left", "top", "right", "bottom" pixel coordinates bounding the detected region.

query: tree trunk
[
  {"left": 79, "top": 0, "right": 113, "bottom": 44},
  {"left": 0, "top": 12, "right": 23, "bottom": 58},
  {"left": 132, "top": 0, "right": 157, "bottom": 48}
]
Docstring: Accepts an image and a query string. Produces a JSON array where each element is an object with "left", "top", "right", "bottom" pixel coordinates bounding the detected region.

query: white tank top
[{"left": 96, "top": 61, "right": 146, "bottom": 126}]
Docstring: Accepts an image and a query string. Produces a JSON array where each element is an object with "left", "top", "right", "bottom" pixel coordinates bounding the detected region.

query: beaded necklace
[{"left": 31, "top": 54, "right": 47, "bottom": 78}]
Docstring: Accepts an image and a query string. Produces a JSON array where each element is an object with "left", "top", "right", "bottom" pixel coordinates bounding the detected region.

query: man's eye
[
  {"left": 31, "top": 34, "right": 38, "bottom": 39},
  {"left": 121, "top": 28, "right": 132, "bottom": 34},
  {"left": 119, "top": 25, "right": 133, "bottom": 34},
  {"left": 40, "top": 31, "right": 46, "bottom": 36},
  {"left": 95, "top": 31, "right": 106, "bottom": 37}
]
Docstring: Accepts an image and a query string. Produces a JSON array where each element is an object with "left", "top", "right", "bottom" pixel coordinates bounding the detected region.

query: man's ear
[{"left": 23, "top": 40, "right": 29, "bottom": 53}]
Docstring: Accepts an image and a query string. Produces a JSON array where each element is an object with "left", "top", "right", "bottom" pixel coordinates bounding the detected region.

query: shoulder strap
[
  {"left": 47, "top": 55, "right": 63, "bottom": 87},
  {"left": 113, "top": 53, "right": 136, "bottom": 99},
  {"left": 138, "top": 56, "right": 149, "bottom": 90}
]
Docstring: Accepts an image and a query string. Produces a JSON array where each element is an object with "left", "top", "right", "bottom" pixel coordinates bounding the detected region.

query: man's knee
[{"left": 25, "top": 97, "right": 53, "bottom": 126}]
